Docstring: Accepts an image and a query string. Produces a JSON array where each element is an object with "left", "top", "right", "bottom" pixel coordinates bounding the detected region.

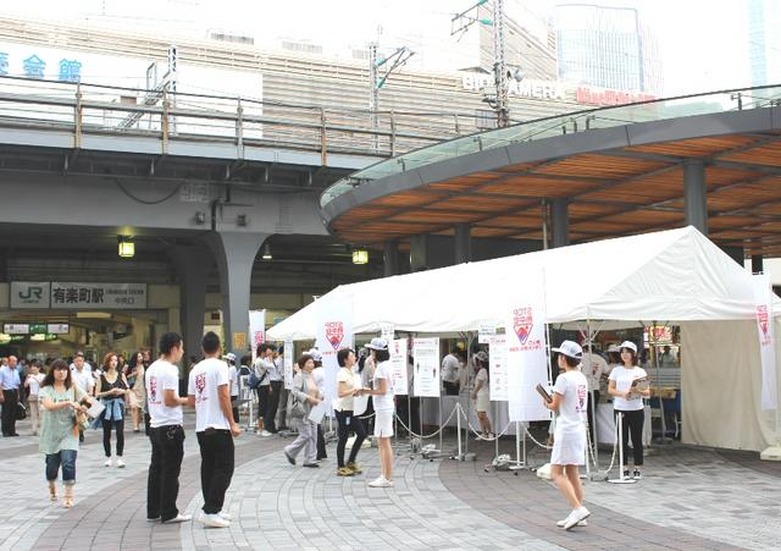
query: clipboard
[
  {"left": 536, "top": 383, "right": 553, "bottom": 404},
  {"left": 631, "top": 377, "right": 650, "bottom": 392}
]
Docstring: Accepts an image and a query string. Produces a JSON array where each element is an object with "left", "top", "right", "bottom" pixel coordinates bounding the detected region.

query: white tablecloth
[{"left": 595, "top": 403, "right": 651, "bottom": 446}]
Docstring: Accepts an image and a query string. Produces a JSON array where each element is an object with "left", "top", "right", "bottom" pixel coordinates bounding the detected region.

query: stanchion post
[{"left": 608, "top": 411, "right": 636, "bottom": 484}]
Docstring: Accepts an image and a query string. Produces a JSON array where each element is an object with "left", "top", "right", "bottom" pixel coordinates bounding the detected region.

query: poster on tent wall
[
  {"left": 390, "top": 338, "right": 409, "bottom": 395},
  {"left": 753, "top": 274, "right": 778, "bottom": 411},
  {"left": 248, "top": 309, "right": 266, "bottom": 362},
  {"left": 316, "top": 299, "right": 353, "bottom": 410},
  {"left": 487, "top": 334, "right": 508, "bottom": 401},
  {"left": 413, "top": 337, "right": 440, "bottom": 398},
  {"left": 505, "top": 302, "right": 549, "bottom": 422},
  {"left": 283, "top": 339, "right": 294, "bottom": 391}
]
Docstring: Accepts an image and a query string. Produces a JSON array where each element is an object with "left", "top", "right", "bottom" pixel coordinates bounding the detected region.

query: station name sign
[{"left": 10, "top": 281, "right": 147, "bottom": 309}]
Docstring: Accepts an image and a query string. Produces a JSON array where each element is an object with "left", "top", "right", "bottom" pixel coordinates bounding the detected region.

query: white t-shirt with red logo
[
  {"left": 146, "top": 359, "right": 183, "bottom": 428},
  {"left": 552, "top": 369, "right": 588, "bottom": 433},
  {"left": 188, "top": 357, "right": 231, "bottom": 433}
]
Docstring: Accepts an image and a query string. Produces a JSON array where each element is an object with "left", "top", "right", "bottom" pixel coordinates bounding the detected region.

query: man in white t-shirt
[
  {"left": 188, "top": 331, "right": 241, "bottom": 529},
  {"left": 145, "top": 332, "right": 190, "bottom": 524},
  {"left": 441, "top": 347, "right": 462, "bottom": 396},
  {"left": 580, "top": 341, "right": 611, "bottom": 442}
]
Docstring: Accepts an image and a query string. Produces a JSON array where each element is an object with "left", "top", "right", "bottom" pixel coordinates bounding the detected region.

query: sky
[{"left": 0, "top": 0, "right": 766, "bottom": 96}]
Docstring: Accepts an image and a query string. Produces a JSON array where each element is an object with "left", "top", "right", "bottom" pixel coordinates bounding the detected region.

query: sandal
[{"left": 63, "top": 497, "right": 74, "bottom": 509}]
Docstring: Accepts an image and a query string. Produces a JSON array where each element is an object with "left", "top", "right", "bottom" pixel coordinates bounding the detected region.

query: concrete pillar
[
  {"left": 383, "top": 240, "right": 399, "bottom": 277},
  {"left": 171, "top": 244, "right": 212, "bottom": 363},
  {"left": 752, "top": 254, "right": 764, "bottom": 274},
  {"left": 550, "top": 198, "right": 570, "bottom": 248},
  {"left": 409, "top": 234, "right": 428, "bottom": 272},
  {"left": 684, "top": 161, "right": 708, "bottom": 234},
  {"left": 206, "top": 231, "right": 269, "bottom": 357},
  {"left": 454, "top": 223, "right": 472, "bottom": 264}
]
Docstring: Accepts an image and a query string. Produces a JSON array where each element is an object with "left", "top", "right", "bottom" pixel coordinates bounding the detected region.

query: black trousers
[
  {"left": 147, "top": 425, "right": 185, "bottom": 522},
  {"left": 335, "top": 410, "right": 367, "bottom": 468},
  {"left": 317, "top": 423, "right": 327, "bottom": 459},
  {"left": 615, "top": 408, "right": 644, "bottom": 467},
  {"left": 264, "top": 381, "right": 283, "bottom": 433},
  {"left": 2, "top": 389, "right": 18, "bottom": 436},
  {"left": 586, "top": 390, "right": 600, "bottom": 442},
  {"left": 443, "top": 381, "right": 460, "bottom": 396},
  {"left": 196, "top": 429, "right": 235, "bottom": 514},
  {"left": 102, "top": 418, "right": 125, "bottom": 457}
]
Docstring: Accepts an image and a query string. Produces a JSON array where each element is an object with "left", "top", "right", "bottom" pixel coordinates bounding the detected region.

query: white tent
[{"left": 267, "top": 226, "right": 779, "bottom": 451}]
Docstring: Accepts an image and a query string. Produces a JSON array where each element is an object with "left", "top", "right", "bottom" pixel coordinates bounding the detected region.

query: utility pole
[
  {"left": 492, "top": 0, "right": 509, "bottom": 127},
  {"left": 368, "top": 42, "right": 415, "bottom": 152},
  {"left": 451, "top": 0, "right": 509, "bottom": 128}
]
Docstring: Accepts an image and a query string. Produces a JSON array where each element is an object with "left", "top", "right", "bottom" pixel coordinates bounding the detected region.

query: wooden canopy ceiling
[{"left": 328, "top": 128, "right": 781, "bottom": 258}]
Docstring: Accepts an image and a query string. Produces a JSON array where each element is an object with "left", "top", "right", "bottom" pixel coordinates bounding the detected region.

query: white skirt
[
  {"left": 475, "top": 393, "right": 490, "bottom": 413},
  {"left": 550, "top": 427, "right": 586, "bottom": 466}
]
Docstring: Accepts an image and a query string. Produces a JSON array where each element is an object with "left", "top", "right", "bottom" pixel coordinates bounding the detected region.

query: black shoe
[
  {"left": 284, "top": 451, "right": 296, "bottom": 466},
  {"left": 302, "top": 463, "right": 320, "bottom": 468}
]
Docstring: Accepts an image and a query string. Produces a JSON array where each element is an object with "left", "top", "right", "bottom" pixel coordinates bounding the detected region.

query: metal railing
[
  {"left": 321, "top": 83, "right": 781, "bottom": 207},
  {"left": 0, "top": 74, "right": 480, "bottom": 165}
]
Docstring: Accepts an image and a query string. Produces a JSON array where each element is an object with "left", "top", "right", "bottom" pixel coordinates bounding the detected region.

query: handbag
[
  {"left": 15, "top": 402, "right": 26, "bottom": 420},
  {"left": 289, "top": 398, "right": 306, "bottom": 419}
]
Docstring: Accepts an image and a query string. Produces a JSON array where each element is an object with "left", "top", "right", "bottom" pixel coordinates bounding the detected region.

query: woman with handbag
[
  {"left": 39, "top": 358, "right": 91, "bottom": 508},
  {"left": 283, "top": 354, "right": 321, "bottom": 468},
  {"left": 94, "top": 352, "right": 130, "bottom": 468}
]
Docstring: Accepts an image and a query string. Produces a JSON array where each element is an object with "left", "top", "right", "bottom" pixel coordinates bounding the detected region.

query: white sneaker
[
  {"left": 557, "top": 518, "right": 588, "bottom": 528},
  {"left": 260, "top": 430, "right": 272, "bottom": 437},
  {"left": 162, "top": 513, "right": 192, "bottom": 524},
  {"left": 563, "top": 506, "right": 590, "bottom": 530},
  {"left": 104, "top": 458, "right": 113, "bottom": 467},
  {"left": 367, "top": 476, "right": 393, "bottom": 488},
  {"left": 218, "top": 511, "right": 232, "bottom": 520},
  {"left": 116, "top": 458, "right": 126, "bottom": 468},
  {"left": 199, "top": 512, "right": 231, "bottom": 528}
]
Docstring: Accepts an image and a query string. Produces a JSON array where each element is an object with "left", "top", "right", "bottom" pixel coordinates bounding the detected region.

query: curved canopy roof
[{"left": 321, "top": 85, "right": 781, "bottom": 257}]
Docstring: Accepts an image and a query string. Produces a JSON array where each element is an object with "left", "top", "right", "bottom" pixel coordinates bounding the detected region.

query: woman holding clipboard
[
  {"left": 607, "top": 340, "right": 651, "bottom": 480},
  {"left": 542, "top": 340, "right": 590, "bottom": 531}
]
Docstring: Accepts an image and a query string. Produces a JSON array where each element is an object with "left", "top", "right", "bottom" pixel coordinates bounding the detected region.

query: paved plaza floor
[{"left": 0, "top": 412, "right": 778, "bottom": 550}]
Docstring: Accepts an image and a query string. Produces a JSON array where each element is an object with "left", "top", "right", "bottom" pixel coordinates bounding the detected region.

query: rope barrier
[
  {"left": 393, "top": 405, "right": 460, "bottom": 440},
  {"left": 457, "top": 405, "right": 513, "bottom": 441}
]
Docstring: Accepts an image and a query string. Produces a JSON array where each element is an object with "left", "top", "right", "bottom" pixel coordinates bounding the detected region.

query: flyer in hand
[{"left": 631, "top": 377, "right": 650, "bottom": 393}]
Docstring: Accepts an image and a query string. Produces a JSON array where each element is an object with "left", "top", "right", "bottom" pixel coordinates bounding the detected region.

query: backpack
[{"left": 248, "top": 368, "right": 268, "bottom": 390}]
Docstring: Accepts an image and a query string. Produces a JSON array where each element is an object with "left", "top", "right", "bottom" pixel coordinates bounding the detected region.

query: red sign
[
  {"left": 576, "top": 86, "right": 657, "bottom": 107},
  {"left": 757, "top": 305, "right": 770, "bottom": 344}
]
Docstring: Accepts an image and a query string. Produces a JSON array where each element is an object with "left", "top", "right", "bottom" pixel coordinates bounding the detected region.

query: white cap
[
  {"left": 307, "top": 348, "right": 322, "bottom": 361},
  {"left": 474, "top": 350, "right": 489, "bottom": 363},
  {"left": 364, "top": 337, "right": 388, "bottom": 351},
  {"left": 618, "top": 340, "right": 638, "bottom": 353},
  {"left": 551, "top": 340, "right": 583, "bottom": 360},
  {"left": 223, "top": 352, "right": 237, "bottom": 363}
]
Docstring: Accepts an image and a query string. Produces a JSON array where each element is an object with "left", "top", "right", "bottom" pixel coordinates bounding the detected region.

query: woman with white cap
[
  {"left": 358, "top": 337, "right": 395, "bottom": 488},
  {"left": 542, "top": 339, "right": 590, "bottom": 530},
  {"left": 607, "top": 340, "right": 650, "bottom": 480},
  {"left": 470, "top": 351, "right": 493, "bottom": 439}
]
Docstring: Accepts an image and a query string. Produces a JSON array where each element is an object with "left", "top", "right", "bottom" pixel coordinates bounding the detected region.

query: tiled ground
[{"left": 1, "top": 414, "right": 779, "bottom": 550}]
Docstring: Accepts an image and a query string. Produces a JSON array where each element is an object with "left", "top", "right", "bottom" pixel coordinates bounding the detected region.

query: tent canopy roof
[{"left": 267, "top": 226, "right": 769, "bottom": 340}]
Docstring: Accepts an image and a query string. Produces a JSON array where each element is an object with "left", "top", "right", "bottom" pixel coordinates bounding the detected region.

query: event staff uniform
[
  {"left": 146, "top": 357, "right": 186, "bottom": 523},
  {"left": 189, "top": 357, "right": 235, "bottom": 521},
  {"left": 372, "top": 360, "right": 395, "bottom": 437},
  {"left": 609, "top": 357, "right": 648, "bottom": 476}
]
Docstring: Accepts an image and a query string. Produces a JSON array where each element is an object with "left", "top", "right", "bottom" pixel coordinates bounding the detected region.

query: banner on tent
[
  {"left": 413, "top": 337, "right": 440, "bottom": 398},
  {"left": 380, "top": 323, "right": 395, "bottom": 346},
  {"left": 506, "top": 303, "right": 549, "bottom": 422},
  {"left": 487, "top": 334, "right": 508, "bottom": 401},
  {"left": 316, "top": 299, "right": 353, "bottom": 410},
  {"left": 478, "top": 320, "right": 498, "bottom": 344},
  {"left": 248, "top": 309, "right": 265, "bottom": 361},
  {"left": 390, "top": 338, "right": 409, "bottom": 396},
  {"left": 753, "top": 274, "right": 777, "bottom": 411}
]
